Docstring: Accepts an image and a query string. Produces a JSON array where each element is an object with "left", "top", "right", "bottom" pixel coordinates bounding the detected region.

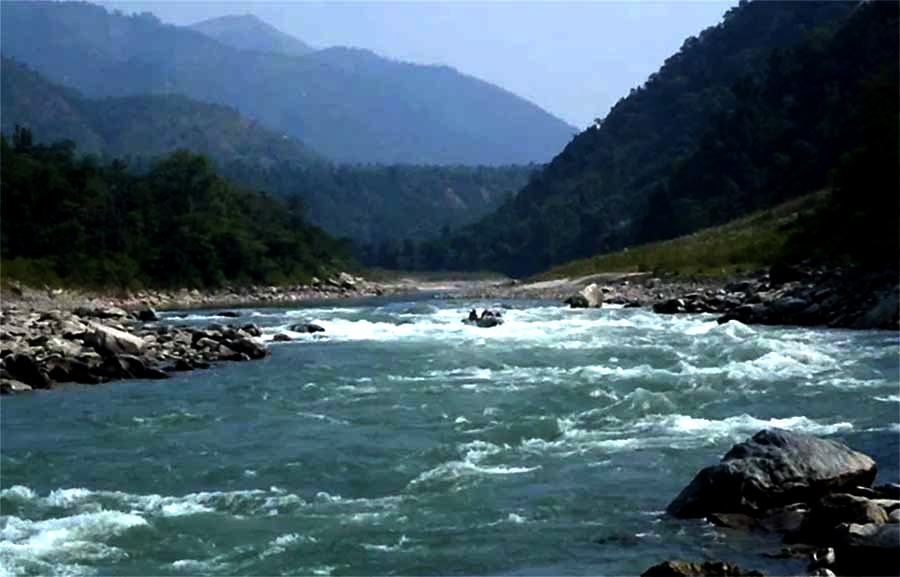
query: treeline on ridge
[
  {"left": 0, "top": 56, "right": 532, "bottom": 255},
  {"left": 0, "top": 128, "right": 353, "bottom": 289},
  {"left": 411, "top": 1, "right": 898, "bottom": 276}
]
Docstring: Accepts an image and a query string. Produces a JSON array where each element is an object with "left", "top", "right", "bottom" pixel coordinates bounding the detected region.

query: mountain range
[{"left": 0, "top": 1, "right": 575, "bottom": 165}]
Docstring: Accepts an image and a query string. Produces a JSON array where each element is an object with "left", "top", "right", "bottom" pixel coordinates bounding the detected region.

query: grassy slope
[{"left": 536, "top": 191, "right": 830, "bottom": 280}]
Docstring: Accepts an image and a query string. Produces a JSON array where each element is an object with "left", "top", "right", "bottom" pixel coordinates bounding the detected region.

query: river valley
[{"left": 1, "top": 295, "right": 898, "bottom": 576}]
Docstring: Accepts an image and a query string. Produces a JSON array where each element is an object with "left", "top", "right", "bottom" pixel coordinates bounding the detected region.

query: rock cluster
[
  {"left": 664, "top": 429, "right": 899, "bottom": 576},
  {"left": 0, "top": 305, "right": 270, "bottom": 395},
  {"left": 653, "top": 263, "right": 898, "bottom": 330}
]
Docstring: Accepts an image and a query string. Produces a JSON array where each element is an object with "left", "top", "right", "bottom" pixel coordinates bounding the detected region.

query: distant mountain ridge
[
  {"left": 190, "top": 14, "right": 314, "bottom": 56},
  {"left": 1, "top": 1, "right": 576, "bottom": 165},
  {"left": 0, "top": 57, "right": 323, "bottom": 168}
]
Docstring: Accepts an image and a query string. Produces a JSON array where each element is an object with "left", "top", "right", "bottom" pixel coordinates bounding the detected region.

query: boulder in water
[
  {"left": 137, "top": 307, "right": 158, "bottom": 322},
  {"left": 563, "top": 294, "right": 590, "bottom": 308},
  {"left": 289, "top": 322, "right": 325, "bottom": 333},
  {"left": 667, "top": 429, "right": 877, "bottom": 518},
  {"left": 572, "top": 283, "right": 603, "bottom": 308}
]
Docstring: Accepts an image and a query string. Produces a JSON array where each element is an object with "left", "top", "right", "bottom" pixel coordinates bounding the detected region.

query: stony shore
[
  {"left": 458, "top": 262, "right": 899, "bottom": 331},
  {"left": 0, "top": 273, "right": 396, "bottom": 395}
]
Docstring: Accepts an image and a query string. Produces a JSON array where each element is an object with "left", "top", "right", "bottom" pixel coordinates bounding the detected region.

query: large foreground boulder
[{"left": 667, "top": 429, "right": 877, "bottom": 518}]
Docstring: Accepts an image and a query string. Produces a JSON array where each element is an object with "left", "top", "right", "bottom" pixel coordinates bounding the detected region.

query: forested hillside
[
  {"left": 0, "top": 129, "right": 351, "bottom": 288},
  {"left": 1, "top": 58, "right": 531, "bottom": 251},
  {"left": 419, "top": 1, "right": 897, "bottom": 276},
  {"left": 1, "top": 1, "right": 575, "bottom": 165}
]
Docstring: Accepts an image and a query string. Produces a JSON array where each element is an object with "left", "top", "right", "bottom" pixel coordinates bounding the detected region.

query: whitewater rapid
[{"left": 2, "top": 298, "right": 897, "bottom": 575}]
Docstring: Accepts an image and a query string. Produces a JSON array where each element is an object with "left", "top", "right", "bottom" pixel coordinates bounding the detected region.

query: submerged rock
[{"left": 667, "top": 429, "right": 877, "bottom": 518}]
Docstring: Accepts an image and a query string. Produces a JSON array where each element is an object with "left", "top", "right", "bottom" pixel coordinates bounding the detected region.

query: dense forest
[
  {"left": 1, "top": 57, "right": 532, "bottom": 251},
  {"left": 0, "top": 128, "right": 352, "bottom": 288},
  {"left": 1, "top": 1, "right": 574, "bottom": 165},
  {"left": 416, "top": 1, "right": 898, "bottom": 276}
]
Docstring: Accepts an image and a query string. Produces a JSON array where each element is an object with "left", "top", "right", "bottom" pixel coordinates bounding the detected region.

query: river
[{"left": 2, "top": 296, "right": 898, "bottom": 576}]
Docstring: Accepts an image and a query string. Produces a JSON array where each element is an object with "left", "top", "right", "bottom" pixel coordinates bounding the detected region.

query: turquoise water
[{"left": 2, "top": 297, "right": 898, "bottom": 576}]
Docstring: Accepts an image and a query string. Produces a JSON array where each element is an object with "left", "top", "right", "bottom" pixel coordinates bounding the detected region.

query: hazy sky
[{"left": 101, "top": 1, "right": 735, "bottom": 127}]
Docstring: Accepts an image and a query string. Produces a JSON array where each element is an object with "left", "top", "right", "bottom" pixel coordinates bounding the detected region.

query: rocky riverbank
[
  {"left": 644, "top": 429, "right": 899, "bottom": 577},
  {"left": 458, "top": 262, "right": 899, "bottom": 331},
  {"left": 0, "top": 273, "right": 397, "bottom": 395}
]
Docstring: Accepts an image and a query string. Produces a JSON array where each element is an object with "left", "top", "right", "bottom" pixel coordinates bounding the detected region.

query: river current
[{"left": 1, "top": 296, "right": 898, "bottom": 576}]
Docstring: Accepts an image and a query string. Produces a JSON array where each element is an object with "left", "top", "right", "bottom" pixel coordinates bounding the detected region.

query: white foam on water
[
  {"left": 2, "top": 486, "right": 304, "bottom": 520},
  {"left": 407, "top": 460, "right": 540, "bottom": 490},
  {"left": 634, "top": 413, "right": 853, "bottom": 437},
  {"left": 360, "top": 535, "right": 411, "bottom": 553},
  {"left": 258, "top": 532, "right": 317, "bottom": 559},
  {"left": 515, "top": 413, "right": 854, "bottom": 457},
  {"left": 0, "top": 510, "right": 148, "bottom": 575},
  {"left": 1, "top": 485, "right": 36, "bottom": 503},
  {"left": 297, "top": 412, "right": 351, "bottom": 425},
  {"left": 171, "top": 559, "right": 215, "bottom": 573},
  {"left": 684, "top": 321, "right": 719, "bottom": 335},
  {"left": 874, "top": 394, "right": 900, "bottom": 402},
  {"left": 707, "top": 320, "right": 757, "bottom": 339}
]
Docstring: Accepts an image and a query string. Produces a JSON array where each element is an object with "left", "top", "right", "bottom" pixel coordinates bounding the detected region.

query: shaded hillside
[
  {"left": 1, "top": 58, "right": 530, "bottom": 249},
  {"left": 190, "top": 14, "right": 313, "bottom": 56},
  {"left": 223, "top": 160, "right": 531, "bottom": 248},
  {"left": 422, "top": 1, "right": 890, "bottom": 276},
  {"left": 1, "top": 1, "right": 575, "bottom": 165},
  {"left": 0, "top": 129, "right": 351, "bottom": 288}
]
